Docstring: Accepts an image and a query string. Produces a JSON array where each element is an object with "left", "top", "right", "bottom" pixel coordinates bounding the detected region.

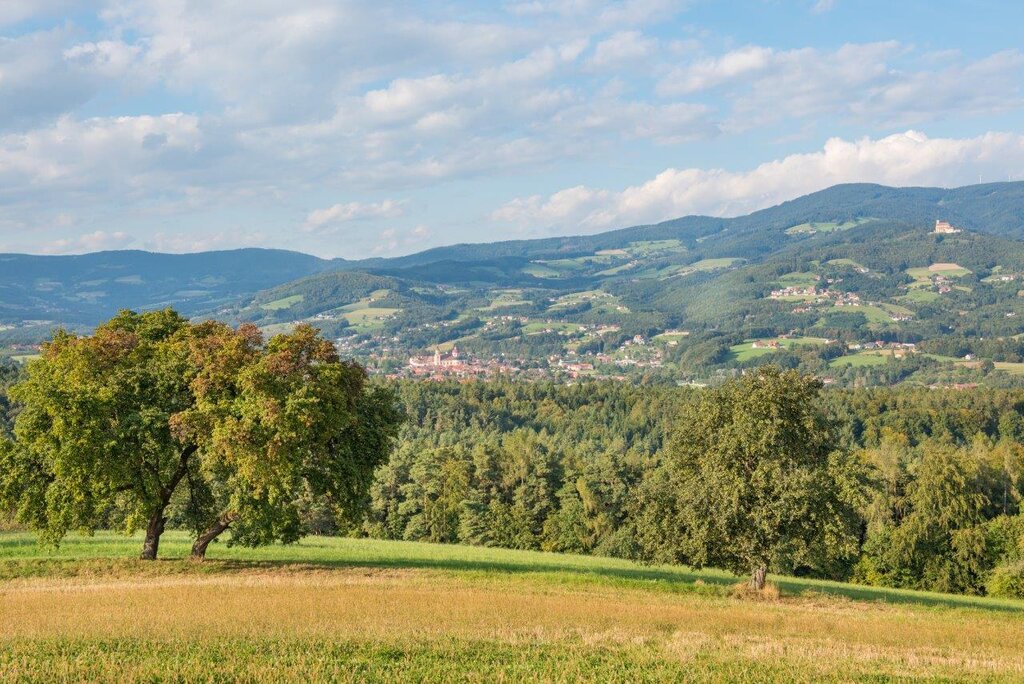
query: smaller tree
[
  {"left": 649, "top": 366, "right": 865, "bottom": 590},
  {"left": 182, "top": 324, "right": 403, "bottom": 560}
]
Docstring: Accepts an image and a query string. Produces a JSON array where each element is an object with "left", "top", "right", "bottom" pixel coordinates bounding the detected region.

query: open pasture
[{"left": 2, "top": 533, "right": 1023, "bottom": 682}]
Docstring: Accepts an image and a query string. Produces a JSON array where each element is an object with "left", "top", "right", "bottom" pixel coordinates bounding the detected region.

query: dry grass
[
  {"left": 3, "top": 566, "right": 1024, "bottom": 681},
  {"left": 3, "top": 534, "right": 1024, "bottom": 681}
]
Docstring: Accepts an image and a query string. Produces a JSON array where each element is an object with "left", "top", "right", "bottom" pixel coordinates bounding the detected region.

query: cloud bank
[{"left": 492, "top": 131, "right": 1024, "bottom": 234}]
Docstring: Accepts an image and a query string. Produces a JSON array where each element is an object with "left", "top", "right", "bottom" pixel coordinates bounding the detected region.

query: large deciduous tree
[
  {"left": 640, "top": 366, "right": 865, "bottom": 590},
  {"left": 0, "top": 310, "right": 401, "bottom": 560}
]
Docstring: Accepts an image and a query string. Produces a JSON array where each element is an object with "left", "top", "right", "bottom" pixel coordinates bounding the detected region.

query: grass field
[
  {"left": 635, "top": 257, "right": 742, "bottom": 280},
  {"left": 776, "top": 271, "right": 820, "bottom": 287},
  {"left": 260, "top": 294, "right": 304, "bottom": 310},
  {"left": 2, "top": 532, "right": 1023, "bottom": 682},
  {"left": 994, "top": 361, "right": 1024, "bottom": 375},
  {"left": 729, "top": 337, "right": 828, "bottom": 362},
  {"left": 906, "top": 263, "right": 972, "bottom": 281},
  {"left": 522, "top": 321, "right": 582, "bottom": 334},
  {"left": 478, "top": 290, "right": 532, "bottom": 311},
  {"left": 830, "top": 351, "right": 892, "bottom": 368},
  {"left": 900, "top": 288, "right": 941, "bottom": 303},
  {"left": 827, "top": 258, "right": 868, "bottom": 270},
  {"left": 784, "top": 218, "right": 874, "bottom": 235}
]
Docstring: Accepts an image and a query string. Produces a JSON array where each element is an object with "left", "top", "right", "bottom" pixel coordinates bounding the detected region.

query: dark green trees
[
  {"left": 640, "top": 367, "right": 865, "bottom": 589},
  {"left": 0, "top": 310, "right": 401, "bottom": 560}
]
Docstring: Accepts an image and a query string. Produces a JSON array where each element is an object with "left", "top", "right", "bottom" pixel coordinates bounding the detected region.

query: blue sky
[{"left": 1, "top": 1, "right": 1023, "bottom": 258}]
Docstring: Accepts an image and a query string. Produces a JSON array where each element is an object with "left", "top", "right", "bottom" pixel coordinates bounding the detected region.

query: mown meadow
[{"left": 2, "top": 531, "right": 1024, "bottom": 682}]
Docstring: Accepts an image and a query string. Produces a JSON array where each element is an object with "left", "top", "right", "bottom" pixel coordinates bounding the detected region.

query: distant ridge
[{"left": 2, "top": 181, "right": 1024, "bottom": 337}]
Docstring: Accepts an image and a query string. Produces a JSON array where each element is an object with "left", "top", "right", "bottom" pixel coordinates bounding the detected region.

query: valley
[{"left": 6, "top": 182, "right": 1024, "bottom": 388}]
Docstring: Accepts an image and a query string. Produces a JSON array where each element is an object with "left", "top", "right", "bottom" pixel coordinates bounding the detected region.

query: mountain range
[{"left": 5, "top": 181, "right": 1024, "bottom": 387}]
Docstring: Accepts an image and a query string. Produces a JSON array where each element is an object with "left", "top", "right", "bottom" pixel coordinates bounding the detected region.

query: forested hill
[
  {"left": 4, "top": 181, "right": 1024, "bottom": 368},
  {"left": 0, "top": 248, "right": 339, "bottom": 338},
  {"left": 346, "top": 181, "right": 1024, "bottom": 269},
  {"left": 196, "top": 181, "right": 1024, "bottom": 388}
]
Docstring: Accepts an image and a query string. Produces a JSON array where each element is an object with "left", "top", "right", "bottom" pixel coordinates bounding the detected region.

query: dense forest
[
  {"left": 359, "top": 379, "right": 1024, "bottom": 597},
  {"left": 3, "top": 353, "right": 1024, "bottom": 596}
]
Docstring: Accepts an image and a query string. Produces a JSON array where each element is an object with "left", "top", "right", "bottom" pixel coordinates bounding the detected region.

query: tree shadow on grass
[
  {"left": 200, "top": 550, "right": 1024, "bottom": 615},
  {"left": 4, "top": 534, "right": 1021, "bottom": 615}
]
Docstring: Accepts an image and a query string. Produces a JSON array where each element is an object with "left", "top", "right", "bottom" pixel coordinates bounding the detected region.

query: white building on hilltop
[{"left": 934, "top": 220, "right": 962, "bottom": 234}]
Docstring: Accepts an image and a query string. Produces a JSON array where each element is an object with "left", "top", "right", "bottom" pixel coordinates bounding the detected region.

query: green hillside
[
  {"left": 6, "top": 181, "right": 1024, "bottom": 387},
  {"left": 219, "top": 201, "right": 1024, "bottom": 387}
]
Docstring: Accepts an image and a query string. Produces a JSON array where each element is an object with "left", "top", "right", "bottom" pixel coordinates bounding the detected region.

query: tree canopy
[
  {"left": 0, "top": 310, "right": 401, "bottom": 559},
  {"left": 638, "top": 367, "right": 866, "bottom": 589}
]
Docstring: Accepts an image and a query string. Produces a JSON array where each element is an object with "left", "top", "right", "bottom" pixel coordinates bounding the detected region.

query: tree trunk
[
  {"left": 140, "top": 511, "right": 166, "bottom": 561},
  {"left": 138, "top": 445, "right": 197, "bottom": 561},
  {"left": 190, "top": 514, "right": 235, "bottom": 561},
  {"left": 750, "top": 565, "right": 767, "bottom": 591}
]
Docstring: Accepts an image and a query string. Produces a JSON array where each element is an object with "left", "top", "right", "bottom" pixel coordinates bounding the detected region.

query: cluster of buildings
[
  {"left": 931, "top": 275, "right": 954, "bottom": 295},
  {"left": 848, "top": 341, "right": 917, "bottom": 358},
  {"left": 934, "top": 220, "right": 963, "bottom": 235},
  {"left": 770, "top": 285, "right": 818, "bottom": 299},
  {"left": 832, "top": 292, "right": 864, "bottom": 306},
  {"left": 406, "top": 347, "right": 515, "bottom": 379}
]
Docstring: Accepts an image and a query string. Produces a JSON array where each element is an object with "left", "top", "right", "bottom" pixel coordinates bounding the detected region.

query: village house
[
  {"left": 408, "top": 346, "right": 464, "bottom": 370},
  {"left": 769, "top": 286, "right": 817, "bottom": 299}
]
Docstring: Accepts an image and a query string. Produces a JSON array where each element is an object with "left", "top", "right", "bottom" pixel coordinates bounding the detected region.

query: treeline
[
  {"left": 360, "top": 379, "right": 1024, "bottom": 597},
  {"left": 4, "top": 352, "right": 1024, "bottom": 596}
]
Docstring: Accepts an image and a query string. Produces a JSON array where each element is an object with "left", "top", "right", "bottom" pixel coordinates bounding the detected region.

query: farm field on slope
[{"left": 2, "top": 533, "right": 1024, "bottom": 682}]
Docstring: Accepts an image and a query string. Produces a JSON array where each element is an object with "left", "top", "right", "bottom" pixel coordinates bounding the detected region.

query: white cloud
[
  {"left": 811, "top": 0, "right": 837, "bottom": 13},
  {"left": 0, "top": 28, "right": 99, "bottom": 130},
  {"left": 64, "top": 40, "right": 141, "bottom": 79},
  {"left": 41, "top": 230, "right": 133, "bottom": 254},
  {"left": 303, "top": 200, "right": 406, "bottom": 232},
  {"left": 549, "top": 99, "right": 718, "bottom": 144},
  {"left": 589, "top": 30, "right": 657, "bottom": 68},
  {"left": 142, "top": 231, "right": 267, "bottom": 253},
  {"left": 0, "top": 0, "right": 90, "bottom": 28},
  {"left": 2, "top": 3, "right": 1024, "bottom": 258},
  {"left": 0, "top": 113, "right": 203, "bottom": 200},
  {"left": 659, "top": 43, "right": 1024, "bottom": 129},
  {"left": 492, "top": 130, "right": 1024, "bottom": 233},
  {"left": 506, "top": 0, "right": 681, "bottom": 26},
  {"left": 660, "top": 45, "right": 774, "bottom": 94}
]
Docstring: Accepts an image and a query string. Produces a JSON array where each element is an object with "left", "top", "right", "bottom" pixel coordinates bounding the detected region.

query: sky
[{"left": 2, "top": 1, "right": 1024, "bottom": 259}]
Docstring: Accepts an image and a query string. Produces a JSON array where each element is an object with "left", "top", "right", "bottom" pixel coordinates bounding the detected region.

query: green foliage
[
  {"left": 0, "top": 358, "right": 20, "bottom": 438},
  {"left": 350, "top": 378, "right": 1024, "bottom": 596},
  {"left": 0, "top": 310, "right": 401, "bottom": 560},
  {"left": 4, "top": 310, "right": 199, "bottom": 549},
  {"left": 987, "top": 560, "right": 1024, "bottom": 598},
  {"left": 640, "top": 368, "right": 864, "bottom": 585}
]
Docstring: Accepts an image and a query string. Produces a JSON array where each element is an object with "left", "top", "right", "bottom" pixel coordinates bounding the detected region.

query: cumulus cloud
[
  {"left": 2, "top": 3, "right": 1024, "bottom": 257},
  {"left": 63, "top": 40, "right": 141, "bottom": 79},
  {"left": 303, "top": 200, "right": 406, "bottom": 232},
  {"left": 659, "top": 43, "right": 1024, "bottom": 129},
  {"left": 142, "top": 231, "right": 268, "bottom": 254},
  {"left": 589, "top": 30, "right": 657, "bottom": 67},
  {"left": 0, "top": 113, "right": 203, "bottom": 201},
  {"left": 491, "top": 130, "right": 1024, "bottom": 233},
  {"left": 0, "top": 29, "right": 99, "bottom": 130},
  {"left": 660, "top": 45, "right": 775, "bottom": 94},
  {"left": 41, "top": 230, "right": 134, "bottom": 254},
  {"left": 506, "top": 0, "right": 682, "bottom": 27},
  {"left": 0, "top": 0, "right": 89, "bottom": 28}
]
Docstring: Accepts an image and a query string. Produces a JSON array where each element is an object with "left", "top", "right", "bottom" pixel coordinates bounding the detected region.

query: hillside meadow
[{"left": 2, "top": 532, "right": 1024, "bottom": 682}]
